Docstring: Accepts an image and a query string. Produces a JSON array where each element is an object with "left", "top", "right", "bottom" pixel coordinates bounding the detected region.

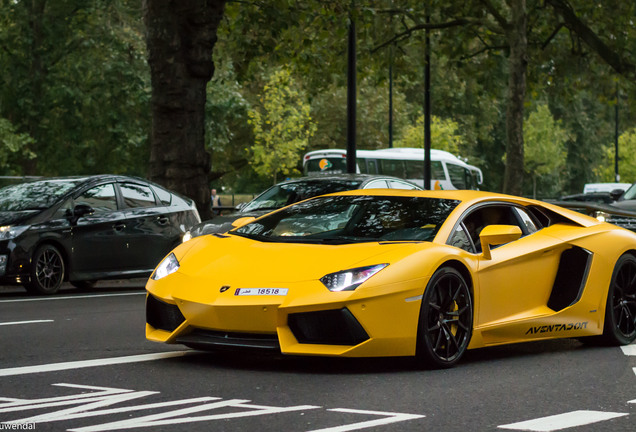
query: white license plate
[{"left": 234, "top": 288, "right": 288, "bottom": 296}]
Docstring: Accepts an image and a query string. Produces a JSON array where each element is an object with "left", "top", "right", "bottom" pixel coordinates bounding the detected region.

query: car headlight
[
  {"left": 594, "top": 211, "right": 610, "bottom": 222},
  {"left": 0, "top": 225, "right": 29, "bottom": 240},
  {"left": 151, "top": 253, "right": 180, "bottom": 280},
  {"left": 320, "top": 264, "right": 389, "bottom": 292}
]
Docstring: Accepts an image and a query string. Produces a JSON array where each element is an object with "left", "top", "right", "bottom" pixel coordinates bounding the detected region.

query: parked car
[
  {"left": 185, "top": 174, "right": 421, "bottom": 239},
  {"left": 147, "top": 189, "right": 636, "bottom": 368},
  {"left": 0, "top": 175, "right": 200, "bottom": 294}
]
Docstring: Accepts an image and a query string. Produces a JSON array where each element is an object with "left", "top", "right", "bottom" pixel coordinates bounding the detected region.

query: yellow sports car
[{"left": 146, "top": 189, "right": 636, "bottom": 368}]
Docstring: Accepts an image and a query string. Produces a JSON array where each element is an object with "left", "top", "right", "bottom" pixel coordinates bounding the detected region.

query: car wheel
[
  {"left": 71, "top": 280, "right": 97, "bottom": 290},
  {"left": 25, "top": 245, "right": 66, "bottom": 295},
  {"left": 601, "top": 254, "right": 636, "bottom": 345},
  {"left": 416, "top": 266, "right": 473, "bottom": 369}
]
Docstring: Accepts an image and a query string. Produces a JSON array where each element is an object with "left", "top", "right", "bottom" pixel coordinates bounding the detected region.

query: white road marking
[
  {"left": 0, "top": 384, "right": 425, "bottom": 432},
  {"left": 620, "top": 344, "right": 636, "bottom": 356},
  {"left": 0, "top": 319, "right": 53, "bottom": 326},
  {"left": 0, "top": 351, "right": 191, "bottom": 377},
  {"left": 498, "top": 410, "right": 628, "bottom": 431},
  {"left": 0, "top": 292, "right": 145, "bottom": 303},
  {"left": 308, "top": 408, "right": 425, "bottom": 432}
]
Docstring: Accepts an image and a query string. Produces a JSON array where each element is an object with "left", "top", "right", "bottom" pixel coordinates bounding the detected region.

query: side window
[
  {"left": 514, "top": 207, "right": 539, "bottom": 234},
  {"left": 152, "top": 185, "right": 173, "bottom": 206},
  {"left": 120, "top": 183, "right": 157, "bottom": 208},
  {"left": 75, "top": 183, "right": 118, "bottom": 212},
  {"left": 431, "top": 161, "right": 446, "bottom": 180},
  {"left": 450, "top": 205, "right": 522, "bottom": 253},
  {"left": 389, "top": 180, "right": 417, "bottom": 190},
  {"left": 364, "top": 180, "right": 390, "bottom": 189},
  {"left": 404, "top": 160, "right": 422, "bottom": 179},
  {"left": 367, "top": 160, "right": 378, "bottom": 174},
  {"left": 449, "top": 224, "right": 474, "bottom": 252},
  {"left": 379, "top": 159, "right": 405, "bottom": 177},
  {"left": 446, "top": 163, "right": 468, "bottom": 189},
  {"left": 358, "top": 158, "right": 368, "bottom": 174}
]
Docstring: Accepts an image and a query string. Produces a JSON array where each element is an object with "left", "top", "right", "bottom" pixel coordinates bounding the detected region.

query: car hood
[
  {"left": 0, "top": 210, "right": 40, "bottom": 226},
  {"left": 175, "top": 234, "right": 428, "bottom": 286}
]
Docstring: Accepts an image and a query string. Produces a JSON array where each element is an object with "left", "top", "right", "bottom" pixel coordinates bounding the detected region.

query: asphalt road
[{"left": 0, "top": 282, "right": 635, "bottom": 432}]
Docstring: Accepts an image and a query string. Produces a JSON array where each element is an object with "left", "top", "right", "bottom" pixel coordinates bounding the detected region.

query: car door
[
  {"left": 450, "top": 204, "right": 566, "bottom": 328},
  {"left": 118, "top": 182, "right": 177, "bottom": 271},
  {"left": 70, "top": 182, "right": 130, "bottom": 277}
]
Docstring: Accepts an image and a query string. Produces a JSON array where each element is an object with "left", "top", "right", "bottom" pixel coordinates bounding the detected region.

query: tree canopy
[{"left": 1, "top": 0, "right": 634, "bottom": 206}]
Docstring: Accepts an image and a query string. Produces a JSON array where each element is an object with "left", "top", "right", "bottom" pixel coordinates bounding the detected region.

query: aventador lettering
[{"left": 525, "top": 322, "right": 588, "bottom": 335}]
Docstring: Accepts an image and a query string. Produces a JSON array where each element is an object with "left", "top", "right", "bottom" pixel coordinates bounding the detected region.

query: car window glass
[
  {"left": 120, "top": 183, "right": 156, "bottom": 208},
  {"left": 152, "top": 185, "right": 172, "bottom": 206},
  {"left": 453, "top": 205, "right": 522, "bottom": 253},
  {"left": 379, "top": 159, "right": 405, "bottom": 177},
  {"left": 367, "top": 160, "right": 378, "bottom": 174},
  {"left": 389, "top": 180, "right": 417, "bottom": 190},
  {"left": 242, "top": 180, "right": 363, "bottom": 212},
  {"left": 514, "top": 207, "right": 539, "bottom": 234},
  {"left": 446, "top": 163, "right": 468, "bottom": 189},
  {"left": 364, "top": 180, "right": 390, "bottom": 189},
  {"left": 76, "top": 184, "right": 118, "bottom": 212},
  {"left": 449, "top": 224, "right": 473, "bottom": 252}
]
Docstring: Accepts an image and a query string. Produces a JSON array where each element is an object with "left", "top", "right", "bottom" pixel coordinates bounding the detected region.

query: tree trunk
[
  {"left": 143, "top": 0, "right": 226, "bottom": 220},
  {"left": 502, "top": 0, "right": 527, "bottom": 196}
]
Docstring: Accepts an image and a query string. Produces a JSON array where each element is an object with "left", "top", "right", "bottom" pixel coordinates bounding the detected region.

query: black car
[
  {"left": 186, "top": 174, "right": 421, "bottom": 238},
  {"left": 0, "top": 175, "right": 200, "bottom": 294}
]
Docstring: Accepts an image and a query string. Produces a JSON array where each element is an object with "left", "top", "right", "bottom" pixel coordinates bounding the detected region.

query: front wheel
[
  {"left": 416, "top": 267, "right": 473, "bottom": 369},
  {"left": 600, "top": 254, "right": 636, "bottom": 345},
  {"left": 24, "top": 245, "right": 66, "bottom": 295}
]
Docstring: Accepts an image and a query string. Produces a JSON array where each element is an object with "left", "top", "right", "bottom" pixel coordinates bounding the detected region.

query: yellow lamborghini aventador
[{"left": 146, "top": 189, "right": 636, "bottom": 368}]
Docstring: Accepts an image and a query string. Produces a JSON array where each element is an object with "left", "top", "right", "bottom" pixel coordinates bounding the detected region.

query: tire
[
  {"left": 600, "top": 254, "right": 636, "bottom": 345},
  {"left": 71, "top": 280, "right": 97, "bottom": 290},
  {"left": 24, "top": 245, "right": 66, "bottom": 295},
  {"left": 416, "top": 266, "right": 473, "bottom": 369}
]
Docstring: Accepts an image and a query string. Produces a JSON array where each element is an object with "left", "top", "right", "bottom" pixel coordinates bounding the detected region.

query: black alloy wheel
[
  {"left": 25, "top": 245, "right": 66, "bottom": 295},
  {"left": 417, "top": 266, "right": 473, "bottom": 368},
  {"left": 602, "top": 254, "right": 636, "bottom": 345}
]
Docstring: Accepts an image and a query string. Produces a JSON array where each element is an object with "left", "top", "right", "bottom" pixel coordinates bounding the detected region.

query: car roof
[{"left": 278, "top": 174, "right": 420, "bottom": 186}]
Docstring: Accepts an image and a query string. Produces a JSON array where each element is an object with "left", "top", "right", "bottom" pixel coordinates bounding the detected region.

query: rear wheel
[
  {"left": 601, "top": 254, "right": 636, "bottom": 345},
  {"left": 416, "top": 267, "right": 473, "bottom": 368},
  {"left": 24, "top": 245, "right": 65, "bottom": 295}
]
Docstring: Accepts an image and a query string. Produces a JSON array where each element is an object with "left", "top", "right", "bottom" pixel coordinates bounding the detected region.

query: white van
[{"left": 303, "top": 147, "right": 483, "bottom": 190}]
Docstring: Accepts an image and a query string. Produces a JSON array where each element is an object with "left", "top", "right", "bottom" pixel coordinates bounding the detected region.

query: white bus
[{"left": 303, "top": 147, "right": 483, "bottom": 190}]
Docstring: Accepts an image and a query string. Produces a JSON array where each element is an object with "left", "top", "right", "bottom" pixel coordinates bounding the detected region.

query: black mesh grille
[
  {"left": 146, "top": 294, "right": 186, "bottom": 332},
  {"left": 176, "top": 329, "right": 280, "bottom": 351},
  {"left": 288, "top": 308, "right": 369, "bottom": 346}
]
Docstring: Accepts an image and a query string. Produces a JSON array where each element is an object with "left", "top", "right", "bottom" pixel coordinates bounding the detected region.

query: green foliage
[
  {"left": 596, "top": 128, "right": 636, "bottom": 184},
  {"left": 247, "top": 68, "right": 317, "bottom": 184},
  {"left": 0, "top": 118, "right": 36, "bottom": 174},
  {"left": 523, "top": 104, "right": 568, "bottom": 198},
  {"left": 394, "top": 115, "right": 466, "bottom": 155},
  {"left": 0, "top": 0, "right": 150, "bottom": 176}
]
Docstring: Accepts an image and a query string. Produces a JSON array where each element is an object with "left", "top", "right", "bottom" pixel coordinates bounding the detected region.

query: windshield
[
  {"left": 242, "top": 179, "right": 364, "bottom": 212},
  {"left": 622, "top": 184, "right": 636, "bottom": 200},
  {"left": 0, "top": 179, "right": 84, "bottom": 212},
  {"left": 234, "top": 195, "right": 459, "bottom": 244}
]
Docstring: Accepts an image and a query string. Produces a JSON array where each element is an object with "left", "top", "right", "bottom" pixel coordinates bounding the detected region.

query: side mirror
[
  {"left": 609, "top": 188, "right": 624, "bottom": 201},
  {"left": 479, "top": 225, "right": 522, "bottom": 260},
  {"left": 231, "top": 216, "right": 256, "bottom": 228},
  {"left": 68, "top": 204, "right": 95, "bottom": 225}
]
